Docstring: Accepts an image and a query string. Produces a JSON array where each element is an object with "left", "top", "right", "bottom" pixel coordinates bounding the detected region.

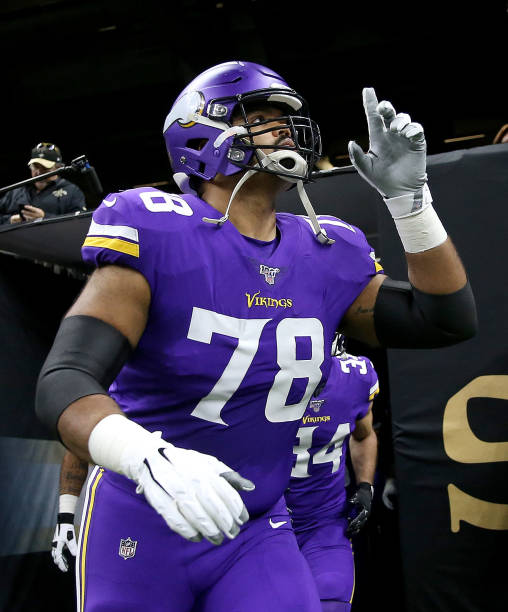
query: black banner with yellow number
[{"left": 376, "top": 144, "right": 508, "bottom": 612}]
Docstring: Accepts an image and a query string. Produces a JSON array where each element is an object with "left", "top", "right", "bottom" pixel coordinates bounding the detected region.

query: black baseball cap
[{"left": 28, "top": 142, "right": 63, "bottom": 168}]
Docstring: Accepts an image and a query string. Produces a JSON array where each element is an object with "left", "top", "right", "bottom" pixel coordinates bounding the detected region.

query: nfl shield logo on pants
[{"left": 119, "top": 537, "right": 137, "bottom": 560}]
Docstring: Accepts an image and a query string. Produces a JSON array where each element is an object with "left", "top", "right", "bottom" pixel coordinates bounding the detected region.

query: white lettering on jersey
[
  {"left": 188, "top": 309, "right": 270, "bottom": 425},
  {"left": 187, "top": 308, "right": 324, "bottom": 426},
  {"left": 339, "top": 356, "right": 368, "bottom": 375},
  {"left": 291, "top": 422, "right": 351, "bottom": 477},
  {"left": 300, "top": 215, "right": 356, "bottom": 234},
  {"left": 139, "top": 191, "right": 193, "bottom": 216}
]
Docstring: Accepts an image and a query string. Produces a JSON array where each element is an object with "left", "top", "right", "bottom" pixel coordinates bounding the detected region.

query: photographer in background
[{"left": 0, "top": 143, "right": 86, "bottom": 225}]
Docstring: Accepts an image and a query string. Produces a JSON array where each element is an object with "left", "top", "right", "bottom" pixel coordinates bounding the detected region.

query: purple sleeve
[
  {"left": 313, "top": 215, "right": 384, "bottom": 314},
  {"left": 81, "top": 189, "right": 160, "bottom": 291},
  {"left": 317, "top": 215, "right": 384, "bottom": 274},
  {"left": 356, "top": 357, "right": 379, "bottom": 421}
]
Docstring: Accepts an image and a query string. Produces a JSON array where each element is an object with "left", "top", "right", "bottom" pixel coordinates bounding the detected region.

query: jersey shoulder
[
  {"left": 89, "top": 187, "right": 198, "bottom": 229},
  {"left": 284, "top": 212, "right": 368, "bottom": 247},
  {"left": 332, "top": 354, "right": 379, "bottom": 403},
  {"left": 278, "top": 212, "right": 384, "bottom": 275},
  {"left": 81, "top": 188, "right": 200, "bottom": 286}
]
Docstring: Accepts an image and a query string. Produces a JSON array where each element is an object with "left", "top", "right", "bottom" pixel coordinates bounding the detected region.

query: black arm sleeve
[
  {"left": 373, "top": 278, "right": 478, "bottom": 348},
  {"left": 35, "top": 315, "right": 132, "bottom": 437}
]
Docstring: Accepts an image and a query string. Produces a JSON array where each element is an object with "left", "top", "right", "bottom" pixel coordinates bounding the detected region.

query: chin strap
[
  {"left": 202, "top": 150, "right": 334, "bottom": 245},
  {"left": 202, "top": 169, "right": 257, "bottom": 226},
  {"left": 296, "top": 180, "right": 334, "bottom": 245}
]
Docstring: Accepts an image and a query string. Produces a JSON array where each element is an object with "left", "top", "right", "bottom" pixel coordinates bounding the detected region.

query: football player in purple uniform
[
  {"left": 36, "top": 61, "right": 477, "bottom": 611},
  {"left": 286, "top": 336, "right": 379, "bottom": 612}
]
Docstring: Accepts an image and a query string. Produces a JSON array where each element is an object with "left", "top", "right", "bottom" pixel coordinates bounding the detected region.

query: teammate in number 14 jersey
[{"left": 286, "top": 350, "right": 379, "bottom": 609}]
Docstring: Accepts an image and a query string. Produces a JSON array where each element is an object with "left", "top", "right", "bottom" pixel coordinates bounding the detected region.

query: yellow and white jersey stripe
[
  {"left": 369, "top": 379, "right": 380, "bottom": 401},
  {"left": 82, "top": 220, "right": 140, "bottom": 258},
  {"left": 76, "top": 466, "right": 104, "bottom": 612}
]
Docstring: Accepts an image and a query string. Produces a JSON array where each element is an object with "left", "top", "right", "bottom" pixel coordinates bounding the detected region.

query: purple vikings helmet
[{"left": 163, "top": 61, "right": 322, "bottom": 194}]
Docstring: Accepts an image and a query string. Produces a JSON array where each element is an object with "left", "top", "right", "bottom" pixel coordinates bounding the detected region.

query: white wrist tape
[
  {"left": 384, "top": 184, "right": 447, "bottom": 253},
  {"left": 59, "top": 494, "right": 78, "bottom": 515},
  {"left": 393, "top": 205, "right": 448, "bottom": 253},
  {"left": 88, "top": 414, "right": 158, "bottom": 479}
]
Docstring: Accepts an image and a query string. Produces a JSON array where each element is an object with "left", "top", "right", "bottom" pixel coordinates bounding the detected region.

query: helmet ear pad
[{"left": 169, "top": 131, "right": 258, "bottom": 184}]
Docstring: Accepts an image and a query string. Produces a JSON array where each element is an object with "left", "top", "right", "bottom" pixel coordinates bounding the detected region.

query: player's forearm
[
  {"left": 350, "top": 431, "right": 378, "bottom": 485},
  {"left": 58, "top": 395, "right": 125, "bottom": 463},
  {"left": 405, "top": 237, "right": 467, "bottom": 295},
  {"left": 59, "top": 449, "right": 89, "bottom": 495}
]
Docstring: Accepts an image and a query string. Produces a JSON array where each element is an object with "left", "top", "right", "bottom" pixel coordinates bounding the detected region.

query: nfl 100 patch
[{"left": 309, "top": 399, "right": 325, "bottom": 413}]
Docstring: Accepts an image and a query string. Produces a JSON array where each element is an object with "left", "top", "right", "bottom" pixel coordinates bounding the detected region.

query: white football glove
[
  {"left": 348, "top": 87, "right": 427, "bottom": 200},
  {"left": 132, "top": 435, "right": 253, "bottom": 545},
  {"left": 89, "top": 415, "right": 255, "bottom": 546},
  {"left": 52, "top": 520, "right": 77, "bottom": 572},
  {"left": 348, "top": 87, "right": 448, "bottom": 252}
]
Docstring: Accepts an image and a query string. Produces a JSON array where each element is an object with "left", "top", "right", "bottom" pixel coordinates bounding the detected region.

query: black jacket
[{"left": 0, "top": 177, "right": 86, "bottom": 225}]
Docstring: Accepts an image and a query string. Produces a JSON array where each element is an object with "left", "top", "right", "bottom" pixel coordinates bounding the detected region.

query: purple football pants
[
  {"left": 76, "top": 467, "right": 321, "bottom": 611},
  {"left": 295, "top": 517, "right": 354, "bottom": 608}
]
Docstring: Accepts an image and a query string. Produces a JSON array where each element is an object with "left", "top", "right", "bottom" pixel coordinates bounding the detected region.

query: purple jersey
[
  {"left": 81, "top": 187, "right": 382, "bottom": 516},
  {"left": 286, "top": 354, "right": 379, "bottom": 530}
]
